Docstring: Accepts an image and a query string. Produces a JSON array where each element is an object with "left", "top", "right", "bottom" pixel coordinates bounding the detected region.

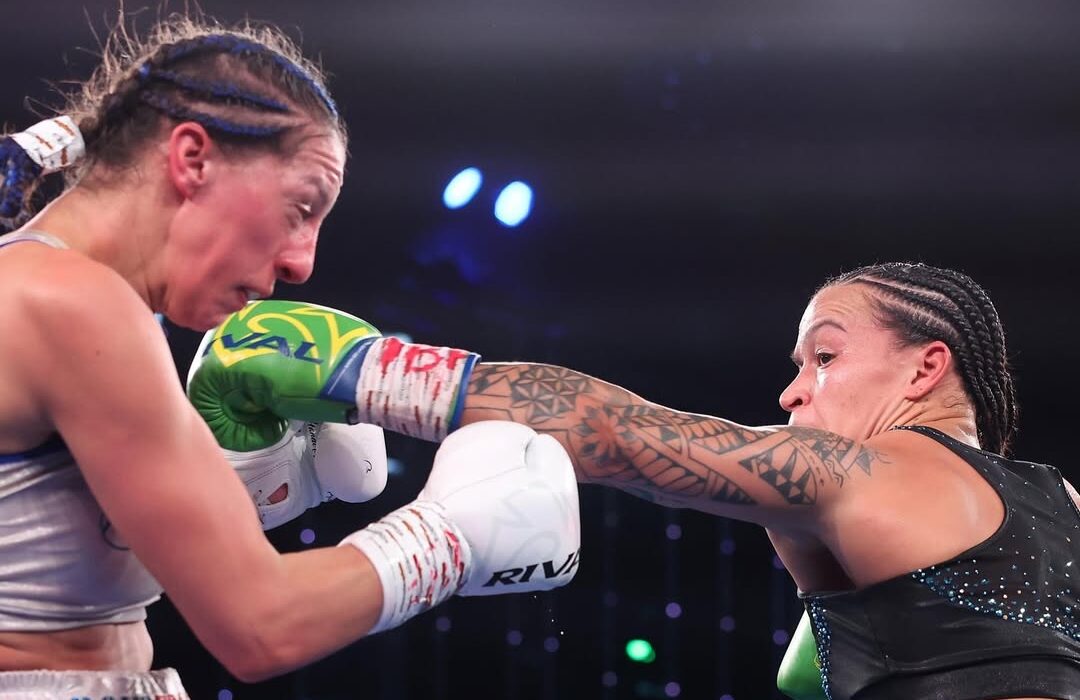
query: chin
[{"left": 168, "top": 307, "right": 224, "bottom": 333}]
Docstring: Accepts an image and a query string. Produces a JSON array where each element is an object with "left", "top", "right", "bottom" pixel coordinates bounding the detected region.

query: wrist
[
  {"left": 324, "top": 337, "right": 479, "bottom": 441},
  {"left": 339, "top": 500, "right": 472, "bottom": 635}
]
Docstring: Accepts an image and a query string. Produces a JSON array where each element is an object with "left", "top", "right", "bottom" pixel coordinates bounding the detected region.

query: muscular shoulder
[
  {"left": 1063, "top": 478, "right": 1080, "bottom": 511},
  {"left": 0, "top": 248, "right": 162, "bottom": 397}
]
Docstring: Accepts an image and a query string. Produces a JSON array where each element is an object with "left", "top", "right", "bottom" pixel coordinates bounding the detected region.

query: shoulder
[
  {"left": 1061, "top": 477, "right": 1080, "bottom": 511},
  {"left": 1, "top": 247, "right": 165, "bottom": 393},
  {"left": 3, "top": 246, "right": 151, "bottom": 331},
  {"left": 824, "top": 426, "right": 983, "bottom": 508}
]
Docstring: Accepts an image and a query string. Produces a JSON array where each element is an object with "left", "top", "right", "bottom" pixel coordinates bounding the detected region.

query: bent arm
[
  {"left": 20, "top": 266, "right": 381, "bottom": 682},
  {"left": 462, "top": 363, "right": 886, "bottom": 526}
]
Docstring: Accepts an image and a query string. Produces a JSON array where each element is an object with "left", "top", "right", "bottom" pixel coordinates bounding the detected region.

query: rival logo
[
  {"left": 481, "top": 549, "right": 580, "bottom": 587},
  {"left": 215, "top": 332, "right": 323, "bottom": 364}
]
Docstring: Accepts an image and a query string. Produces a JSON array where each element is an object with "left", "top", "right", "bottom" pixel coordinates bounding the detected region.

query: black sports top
[{"left": 802, "top": 426, "right": 1080, "bottom": 700}]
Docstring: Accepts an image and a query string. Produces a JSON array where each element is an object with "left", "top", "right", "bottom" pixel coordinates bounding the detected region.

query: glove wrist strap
[
  {"left": 340, "top": 501, "right": 472, "bottom": 635},
  {"left": 348, "top": 337, "right": 479, "bottom": 441}
]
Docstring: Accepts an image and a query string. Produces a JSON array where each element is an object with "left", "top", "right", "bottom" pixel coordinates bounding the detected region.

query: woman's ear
[
  {"left": 906, "top": 340, "right": 953, "bottom": 401},
  {"left": 166, "top": 122, "right": 215, "bottom": 199}
]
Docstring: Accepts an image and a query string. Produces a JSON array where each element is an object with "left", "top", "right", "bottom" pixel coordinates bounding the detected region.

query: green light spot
[{"left": 625, "top": 638, "right": 656, "bottom": 663}]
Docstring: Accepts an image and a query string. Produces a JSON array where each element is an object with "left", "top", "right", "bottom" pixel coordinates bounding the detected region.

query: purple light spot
[
  {"left": 435, "top": 616, "right": 451, "bottom": 632},
  {"left": 603, "top": 591, "right": 618, "bottom": 608},
  {"left": 772, "top": 629, "right": 790, "bottom": 646},
  {"left": 720, "top": 615, "right": 736, "bottom": 632},
  {"left": 299, "top": 528, "right": 316, "bottom": 545},
  {"left": 720, "top": 695, "right": 735, "bottom": 700},
  {"left": 665, "top": 602, "right": 682, "bottom": 619},
  {"left": 772, "top": 555, "right": 786, "bottom": 570},
  {"left": 665, "top": 681, "right": 681, "bottom": 697},
  {"left": 218, "top": 691, "right": 233, "bottom": 700},
  {"left": 601, "top": 671, "right": 617, "bottom": 688},
  {"left": 666, "top": 524, "right": 682, "bottom": 541},
  {"left": 720, "top": 538, "right": 735, "bottom": 555},
  {"left": 544, "top": 636, "right": 560, "bottom": 653},
  {"left": 507, "top": 629, "right": 523, "bottom": 646}
]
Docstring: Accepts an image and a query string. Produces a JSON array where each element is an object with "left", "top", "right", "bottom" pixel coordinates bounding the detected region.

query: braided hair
[
  {"left": 0, "top": 13, "right": 345, "bottom": 229},
  {"left": 825, "top": 262, "right": 1018, "bottom": 456}
]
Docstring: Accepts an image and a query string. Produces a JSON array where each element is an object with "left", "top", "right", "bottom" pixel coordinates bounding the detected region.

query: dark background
[{"left": 4, "top": 1, "right": 1080, "bottom": 698}]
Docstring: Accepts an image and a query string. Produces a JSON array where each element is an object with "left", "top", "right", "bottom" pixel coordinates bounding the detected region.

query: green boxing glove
[
  {"left": 777, "top": 611, "right": 827, "bottom": 700},
  {"left": 186, "top": 300, "right": 381, "bottom": 451}
]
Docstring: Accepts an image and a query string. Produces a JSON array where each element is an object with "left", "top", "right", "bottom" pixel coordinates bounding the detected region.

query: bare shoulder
[
  {"left": 1062, "top": 478, "right": 1080, "bottom": 511},
  {"left": 0, "top": 246, "right": 162, "bottom": 448},
  {"left": 856, "top": 427, "right": 983, "bottom": 497},
  {"left": 6, "top": 247, "right": 156, "bottom": 343},
  {"left": 822, "top": 427, "right": 1005, "bottom": 585},
  {"left": 2, "top": 246, "right": 172, "bottom": 425}
]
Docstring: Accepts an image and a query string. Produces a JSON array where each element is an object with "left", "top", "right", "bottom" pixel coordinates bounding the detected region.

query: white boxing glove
[
  {"left": 341, "top": 421, "right": 581, "bottom": 634},
  {"left": 225, "top": 420, "right": 389, "bottom": 530}
]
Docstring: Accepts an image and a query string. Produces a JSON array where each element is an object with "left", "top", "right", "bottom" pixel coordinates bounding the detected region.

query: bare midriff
[{"left": 0, "top": 622, "right": 152, "bottom": 672}]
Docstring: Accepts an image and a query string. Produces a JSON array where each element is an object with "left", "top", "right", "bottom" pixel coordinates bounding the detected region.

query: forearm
[
  {"left": 462, "top": 362, "right": 883, "bottom": 520},
  {"left": 462, "top": 362, "right": 752, "bottom": 509},
  {"left": 189, "top": 545, "right": 382, "bottom": 682}
]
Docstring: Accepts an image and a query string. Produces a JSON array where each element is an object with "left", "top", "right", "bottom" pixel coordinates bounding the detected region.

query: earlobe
[
  {"left": 166, "top": 122, "right": 214, "bottom": 199},
  {"left": 907, "top": 341, "right": 952, "bottom": 400}
]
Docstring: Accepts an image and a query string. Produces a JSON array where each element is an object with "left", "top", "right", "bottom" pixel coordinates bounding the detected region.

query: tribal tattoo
[{"left": 464, "top": 363, "right": 886, "bottom": 512}]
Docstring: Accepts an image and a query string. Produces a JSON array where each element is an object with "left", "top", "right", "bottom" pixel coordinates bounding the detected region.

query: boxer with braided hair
[
  {"left": 0, "top": 11, "right": 581, "bottom": 699},
  {"left": 193, "top": 260, "right": 1080, "bottom": 699}
]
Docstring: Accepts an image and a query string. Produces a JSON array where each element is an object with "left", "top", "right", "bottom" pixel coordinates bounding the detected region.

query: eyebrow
[
  {"left": 789, "top": 319, "right": 847, "bottom": 364},
  {"left": 302, "top": 175, "right": 334, "bottom": 211}
]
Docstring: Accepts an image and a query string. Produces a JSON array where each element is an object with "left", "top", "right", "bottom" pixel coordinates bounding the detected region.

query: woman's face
[
  {"left": 162, "top": 128, "right": 345, "bottom": 330},
  {"left": 779, "top": 283, "right": 922, "bottom": 441}
]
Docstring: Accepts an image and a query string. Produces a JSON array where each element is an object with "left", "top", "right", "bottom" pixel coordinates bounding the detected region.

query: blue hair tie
[{"left": 0, "top": 138, "right": 43, "bottom": 220}]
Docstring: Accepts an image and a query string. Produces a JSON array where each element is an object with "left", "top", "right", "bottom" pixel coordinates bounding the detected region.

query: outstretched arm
[
  {"left": 183, "top": 303, "right": 888, "bottom": 529},
  {"left": 462, "top": 363, "right": 886, "bottom": 526}
]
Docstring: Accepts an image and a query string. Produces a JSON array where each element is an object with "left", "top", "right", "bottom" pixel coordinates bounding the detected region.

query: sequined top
[
  {"left": 802, "top": 425, "right": 1080, "bottom": 700},
  {"left": 0, "top": 231, "right": 162, "bottom": 630}
]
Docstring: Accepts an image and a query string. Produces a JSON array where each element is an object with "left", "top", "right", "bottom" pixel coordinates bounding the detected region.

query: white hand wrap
[
  {"left": 341, "top": 421, "right": 581, "bottom": 635},
  {"left": 340, "top": 502, "right": 470, "bottom": 635},
  {"left": 9, "top": 116, "right": 84, "bottom": 174},
  {"left": 351, "top": 337, "right": 479, "bottom": 442}
]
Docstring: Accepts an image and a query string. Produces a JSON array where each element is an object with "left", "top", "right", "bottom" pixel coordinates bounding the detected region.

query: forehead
[
  {"left": 798, "top": 284, "right": 879, "bottom": 337},
  {"left": 288, "top": 130, "right": 346, "bottom": 180}
]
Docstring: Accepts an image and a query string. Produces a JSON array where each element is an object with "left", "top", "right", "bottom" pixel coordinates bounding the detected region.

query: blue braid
[
  {"left": 0, "top": 137, "right": 43, "bottom": 220},
  {"left": 145, "top": 69, "right": 289, "bottom": 113},
  {"left": 155, "top": 34, "right": 338, "bottom": 119},
  {"left": 139, "top": 92, "right": 287, "bottom": 138}
]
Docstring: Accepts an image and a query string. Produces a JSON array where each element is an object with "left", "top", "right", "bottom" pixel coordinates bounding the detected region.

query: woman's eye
[
  {"left": 816, "top": 352, "right": 835, "bottom": 366},
  {"left": 296, "top": 203, "right": 314, "bottom": 220}
]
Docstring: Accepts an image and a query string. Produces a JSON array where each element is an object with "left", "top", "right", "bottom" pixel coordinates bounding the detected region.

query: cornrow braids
[
  {"left": 825, "top": 262, "right": 1018, "bottom": 455},
  {"left": 0, "top": 11, "right": 346, "bottom": 228}
]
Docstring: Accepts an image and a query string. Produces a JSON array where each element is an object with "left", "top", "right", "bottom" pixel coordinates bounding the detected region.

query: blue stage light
[
  {"left": 443, "top": 167, "right": 483, "bottom": 209},
  {"left": 494, "top": 181, "right": 533, "bottom": 226}
]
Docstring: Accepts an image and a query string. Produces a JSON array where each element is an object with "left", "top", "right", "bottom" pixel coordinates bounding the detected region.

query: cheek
[{"left": 816, "top": 364, "right": 868, "bottom": 412}]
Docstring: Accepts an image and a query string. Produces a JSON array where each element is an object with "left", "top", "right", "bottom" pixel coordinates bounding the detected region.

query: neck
[
  {"left": 878, "top": 393, "right": 980, "bottom": 449},
  {"left": 20, "top": 174, "right": 174, "bottom": 310}
]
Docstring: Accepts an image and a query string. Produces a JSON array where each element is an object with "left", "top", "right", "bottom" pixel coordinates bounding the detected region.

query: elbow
[
  {"left": 217, "top": 637, "right": 295, "bottom": 684},
  {"left": 210, "top": 613, "right": 310, "bottom": 683}
]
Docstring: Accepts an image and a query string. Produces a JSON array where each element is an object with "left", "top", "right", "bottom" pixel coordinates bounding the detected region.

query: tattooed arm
[{"left": 462, "top": 363, "right": 886, "bottom": 527}]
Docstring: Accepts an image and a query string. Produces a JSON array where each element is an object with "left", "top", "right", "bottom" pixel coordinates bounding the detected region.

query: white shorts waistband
[{"left": 0, "top": 668, "right": 188, "bottom": 699}]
